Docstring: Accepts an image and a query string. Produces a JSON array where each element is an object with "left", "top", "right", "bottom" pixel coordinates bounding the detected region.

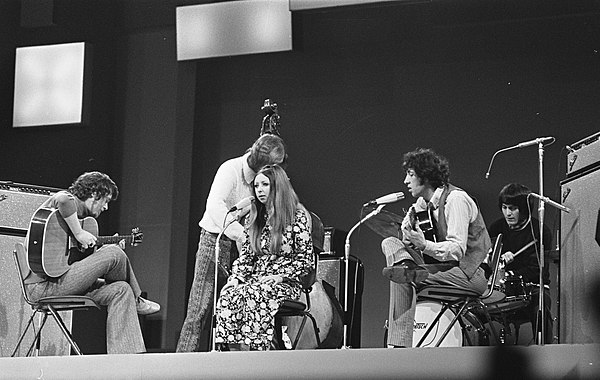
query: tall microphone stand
[
  {"left": 536, "top": 141, "right": 547, "bottom": 345},
  {"left": 211, "top": 216, "right": 237, "bottom": 352},
  {"left": 342, "top": 204, "right": 385, "bottom": 349},
  {"left": 485, "top": 137, "right": 560, "bottom": 345}
]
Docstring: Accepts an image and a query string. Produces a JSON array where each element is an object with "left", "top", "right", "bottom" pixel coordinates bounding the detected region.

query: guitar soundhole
[{"left": 68, "top": 248, "right": 89, "bottom": 265}]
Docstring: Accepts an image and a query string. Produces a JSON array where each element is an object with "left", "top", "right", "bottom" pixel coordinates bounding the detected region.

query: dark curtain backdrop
[
  {"left": 0, "top": 0, "right": 598, "bottom": 349},
  {"left": 189, "top": 5, "right": 599, "bottom": 347}
]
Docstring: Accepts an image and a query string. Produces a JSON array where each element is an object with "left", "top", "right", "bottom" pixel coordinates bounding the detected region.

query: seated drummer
[
  {"left": 488, "top": 183, "right": 553, "bottom": 344},
  {"left": 381, "top": 148, "right": 490, "bottom": 348}
]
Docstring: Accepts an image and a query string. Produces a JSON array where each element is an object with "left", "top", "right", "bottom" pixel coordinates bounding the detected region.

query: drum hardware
[{"left": 485, "top": 136, "right": 568, "bottom": 344}]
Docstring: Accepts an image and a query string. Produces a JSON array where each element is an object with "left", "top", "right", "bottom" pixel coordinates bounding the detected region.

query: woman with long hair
[{"left": 215, "top": 165, "right": 314, "bottom": 350}]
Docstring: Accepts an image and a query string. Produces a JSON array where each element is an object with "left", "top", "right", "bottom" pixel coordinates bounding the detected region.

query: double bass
[{"left": 280, "top": 211, "right": 344, "bottom": 349}]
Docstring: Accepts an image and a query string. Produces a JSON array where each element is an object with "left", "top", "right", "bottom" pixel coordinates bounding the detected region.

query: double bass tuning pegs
[{"left": 260, "top": 98, "right": 281, "bottom": 137}]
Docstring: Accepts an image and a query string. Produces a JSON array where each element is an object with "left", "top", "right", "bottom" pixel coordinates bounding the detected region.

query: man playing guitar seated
[
  {"left": 381, "top": 148, "right": 491, "bottom": 348},
  {"left": 24, "top": 171, "right": 159, "bottom": 354}
]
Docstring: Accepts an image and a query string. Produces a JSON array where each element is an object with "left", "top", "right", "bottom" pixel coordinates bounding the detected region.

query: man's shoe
[
  {"left": 382, "top": 260, "right": 428, "bottom": 284},
  {"left": 137, "top": 297, "right": 160, "bottom": 315}
]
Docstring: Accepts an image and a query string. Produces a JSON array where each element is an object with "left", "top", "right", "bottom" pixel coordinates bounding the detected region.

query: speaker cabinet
[
  {"left": 560, "top": 167, "right": 600, "bottom": 343},
  {"left": 0, "top": 182, "right": 73, "bottom": 357},
  {"left": 317, "top": 255, "right": 364, "bottom": 347}
]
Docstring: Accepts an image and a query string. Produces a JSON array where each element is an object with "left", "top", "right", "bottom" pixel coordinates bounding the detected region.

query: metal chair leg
[
  {"left": 11, "top": 311, "right": 37, "bottom": 357},
  {"left": 27, "top": 313, "right": 49, "bottom": 357},
  {"left": 289, "top": 313, "right": 321, "bottom": 350},
  {"left": 434, "top": 301, "right": 470, "bottom": 347},
  {"left": 48, "top": 306, "right": 83, "bottom": 355},
  {"left": 477, "top": 302, "right": 503, "bottom": 345},
  {"left": 416, "top": 303, "right": 452, "bottom": 347}
]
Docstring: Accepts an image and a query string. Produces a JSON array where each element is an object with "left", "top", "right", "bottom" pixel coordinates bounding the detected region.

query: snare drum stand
[{"left": 343, "top": 204, "right": 385, "bottom": 349}]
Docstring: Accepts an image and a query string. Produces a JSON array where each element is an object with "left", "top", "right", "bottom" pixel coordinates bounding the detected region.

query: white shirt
[
  {"left": 411, "top": 187, "right": 478, "bottom": 262},
  {"left": 198, "top": 152, "right": 255, "bottom": 241}
]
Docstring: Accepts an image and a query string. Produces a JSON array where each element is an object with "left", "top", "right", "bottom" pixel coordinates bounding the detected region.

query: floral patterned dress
[{"left": 215, "top": 208, "right": 314, "bottom": 350}]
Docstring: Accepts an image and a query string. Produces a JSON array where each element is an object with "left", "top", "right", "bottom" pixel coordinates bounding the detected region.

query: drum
[
  {"left": 487, "top": 275, "right": 530, "bottom": 314},
  {"left": 413, "top": 301, "right": 488, "bottom": 347}
]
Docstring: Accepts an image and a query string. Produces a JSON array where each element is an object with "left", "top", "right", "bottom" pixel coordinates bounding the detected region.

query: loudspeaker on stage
[{"left": 0, "top": 182, "right": 72, "bottom": 357}]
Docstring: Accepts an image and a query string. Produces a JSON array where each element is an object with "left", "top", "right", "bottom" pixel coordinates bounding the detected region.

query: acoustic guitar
[
  {"left": 408, "top": 206, "right": 437, "bottom": 243},
  {"left": 27, "top": 207, "right": 143, "bottom": 278}
]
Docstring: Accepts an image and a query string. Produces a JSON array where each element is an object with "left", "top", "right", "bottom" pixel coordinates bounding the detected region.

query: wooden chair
[
  {"left": 11, "top": 242, "right": 100, "bottom": 356},
  {"left": 274, "top": 211, "right": 324, "bottom": 350},
  {"left": 414, "top": 234, "right": 504, "bottom": 347}
]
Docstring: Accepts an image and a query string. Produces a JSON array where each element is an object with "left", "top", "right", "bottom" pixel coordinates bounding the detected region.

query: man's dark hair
[
  {"left": 68, "top": 171, "right": 119, "bottom": 201},
  {"left": 498, "top": 183, "right": 532, "bottom": 218},
  {"left": 402, "top": 148, "right": 450, "bottom": 188}
]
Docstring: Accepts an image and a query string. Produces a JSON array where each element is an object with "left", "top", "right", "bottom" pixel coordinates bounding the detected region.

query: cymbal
[{"left": 364, "top": 209, "right": 403, "bottom": 238}]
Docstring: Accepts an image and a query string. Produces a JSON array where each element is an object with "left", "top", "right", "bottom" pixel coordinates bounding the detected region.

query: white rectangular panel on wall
[{"left": 176, "top": 0, "right": 292, "bottom": 61}]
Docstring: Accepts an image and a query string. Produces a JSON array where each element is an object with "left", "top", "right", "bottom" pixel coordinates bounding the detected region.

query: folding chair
[
  {"left": 414, "top": 234, "right": 504, "bottom": 347},
  {"left": 11, "top": 242, "right": 100, "bottom": 356},
  {"left": 274, "top": 211, "right": 324, "bottom": 349}
]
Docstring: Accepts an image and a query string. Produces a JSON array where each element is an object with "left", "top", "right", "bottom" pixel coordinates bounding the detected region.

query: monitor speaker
[
  {"left": 0, "top": 182, "right": 72, "bottom": 357},
  {"left": 560, "top": 167, "right": 600, "bottom": 343}
]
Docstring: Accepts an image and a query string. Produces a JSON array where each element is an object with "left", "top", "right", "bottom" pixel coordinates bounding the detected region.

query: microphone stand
[
  {"left": 211, "top": 215, "right": 237, "bottom": 352},
  {"left": 485, "top": 138, "right": 556, "bottom": 345},
  {"left": 536, "top": 141, "right": 546, "bottom": 345},
  {"left": 342, "top": 204, "right": 385, "bottom": 349}
]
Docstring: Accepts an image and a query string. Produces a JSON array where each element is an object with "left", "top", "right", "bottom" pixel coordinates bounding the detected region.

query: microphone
[
  {"left": 485, "top": 137, "right": 556, "bottom": 178},
  {"left": 516, "top": 137, "right": 554, "bottom": 148},
  {"left": 529, "top": 192, "right": 570, "bottom": 213},
  {"left": 228, "top": 196, "right": 255, "bottom": 212},
  {"left": 363, "top": 192, "right": 404, "bottom": 207}
]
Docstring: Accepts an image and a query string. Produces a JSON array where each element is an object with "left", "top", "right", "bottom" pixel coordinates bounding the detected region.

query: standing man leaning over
[
  {"left": 381, "top": 148, "right": 490, "bottom": 348},
  {"left": 177, "top": 133, "right": 287, "bottom": 352}
]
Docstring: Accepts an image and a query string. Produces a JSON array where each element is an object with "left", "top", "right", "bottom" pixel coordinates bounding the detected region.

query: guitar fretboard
[{"left": 97, "top": 235, "right": 134, "bottom": 246}]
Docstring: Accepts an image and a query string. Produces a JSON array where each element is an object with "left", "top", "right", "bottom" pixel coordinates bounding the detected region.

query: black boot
[{"left": 382, "top": 260, "right": 428, "bottom": 284}]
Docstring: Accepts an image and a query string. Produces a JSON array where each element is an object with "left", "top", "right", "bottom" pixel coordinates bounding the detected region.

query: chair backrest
[
  {"left": 480, "top": 234, "right": 503, "bottom": 299},
  {"left": 309, "top": 211, "right": 325, "bottom": 255},
  {"left": 13, "top": 242, "right": 34, "bottom": 306},
  {"left": 301, "top": 211, "right": 323, "bottom": 290}
]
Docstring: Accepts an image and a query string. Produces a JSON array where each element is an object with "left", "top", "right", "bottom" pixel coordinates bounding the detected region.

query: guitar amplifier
[
  {"left": 566, "top": 132, "right": 600, "bottom": 177},
  {"left": 0, "top": 181, "right": 61, "bottom": 235},
  {"left": 0, "top": 181, "right": 71, "bottom": 357}
]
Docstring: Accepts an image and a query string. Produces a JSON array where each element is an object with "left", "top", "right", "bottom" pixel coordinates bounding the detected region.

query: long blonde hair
[{"left": 247, "top": 165, "right": 304, "bottom": 255}]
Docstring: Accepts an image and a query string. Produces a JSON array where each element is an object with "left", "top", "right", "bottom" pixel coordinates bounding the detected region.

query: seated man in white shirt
[{"left": 381, "top": 148, "right": 491, "bottom": 348}]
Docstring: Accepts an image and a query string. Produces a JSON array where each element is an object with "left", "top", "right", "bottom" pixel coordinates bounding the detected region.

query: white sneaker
[{"left": 137, "top": 297, "right": 160, "bottom": 315}]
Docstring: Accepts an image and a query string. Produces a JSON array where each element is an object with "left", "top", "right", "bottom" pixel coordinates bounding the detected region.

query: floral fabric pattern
[{"left": 215, "top": 209, "right": 313, "bottom": 350}]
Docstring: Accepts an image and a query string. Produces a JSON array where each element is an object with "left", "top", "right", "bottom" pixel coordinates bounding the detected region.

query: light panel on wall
[
  {"left": 13, "top": 42, "right": 90, "bottom": 128},
  {"left": 290, "top": 0, "right": 409, "bottom": 11},
  {"left": 176, "top": 0, "right": 292, "bottom": 61}
]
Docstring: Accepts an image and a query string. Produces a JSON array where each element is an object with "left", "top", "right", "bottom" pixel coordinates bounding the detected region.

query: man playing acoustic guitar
[
  {"left": 24, "top": 171, "right": 159, "bottom": 354},
  {"left": 381, "top": 148, "right": 491, "bottom": 348}
]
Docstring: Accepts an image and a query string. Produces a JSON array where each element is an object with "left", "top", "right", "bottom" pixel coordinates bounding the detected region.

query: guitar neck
[{"left": 97, "top": 235, "right": 133, "bottom": 246}]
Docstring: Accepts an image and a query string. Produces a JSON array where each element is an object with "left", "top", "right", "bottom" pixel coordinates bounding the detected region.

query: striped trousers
[{"left": 382, "top": 237, "right": 488, "bottom": 347}]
